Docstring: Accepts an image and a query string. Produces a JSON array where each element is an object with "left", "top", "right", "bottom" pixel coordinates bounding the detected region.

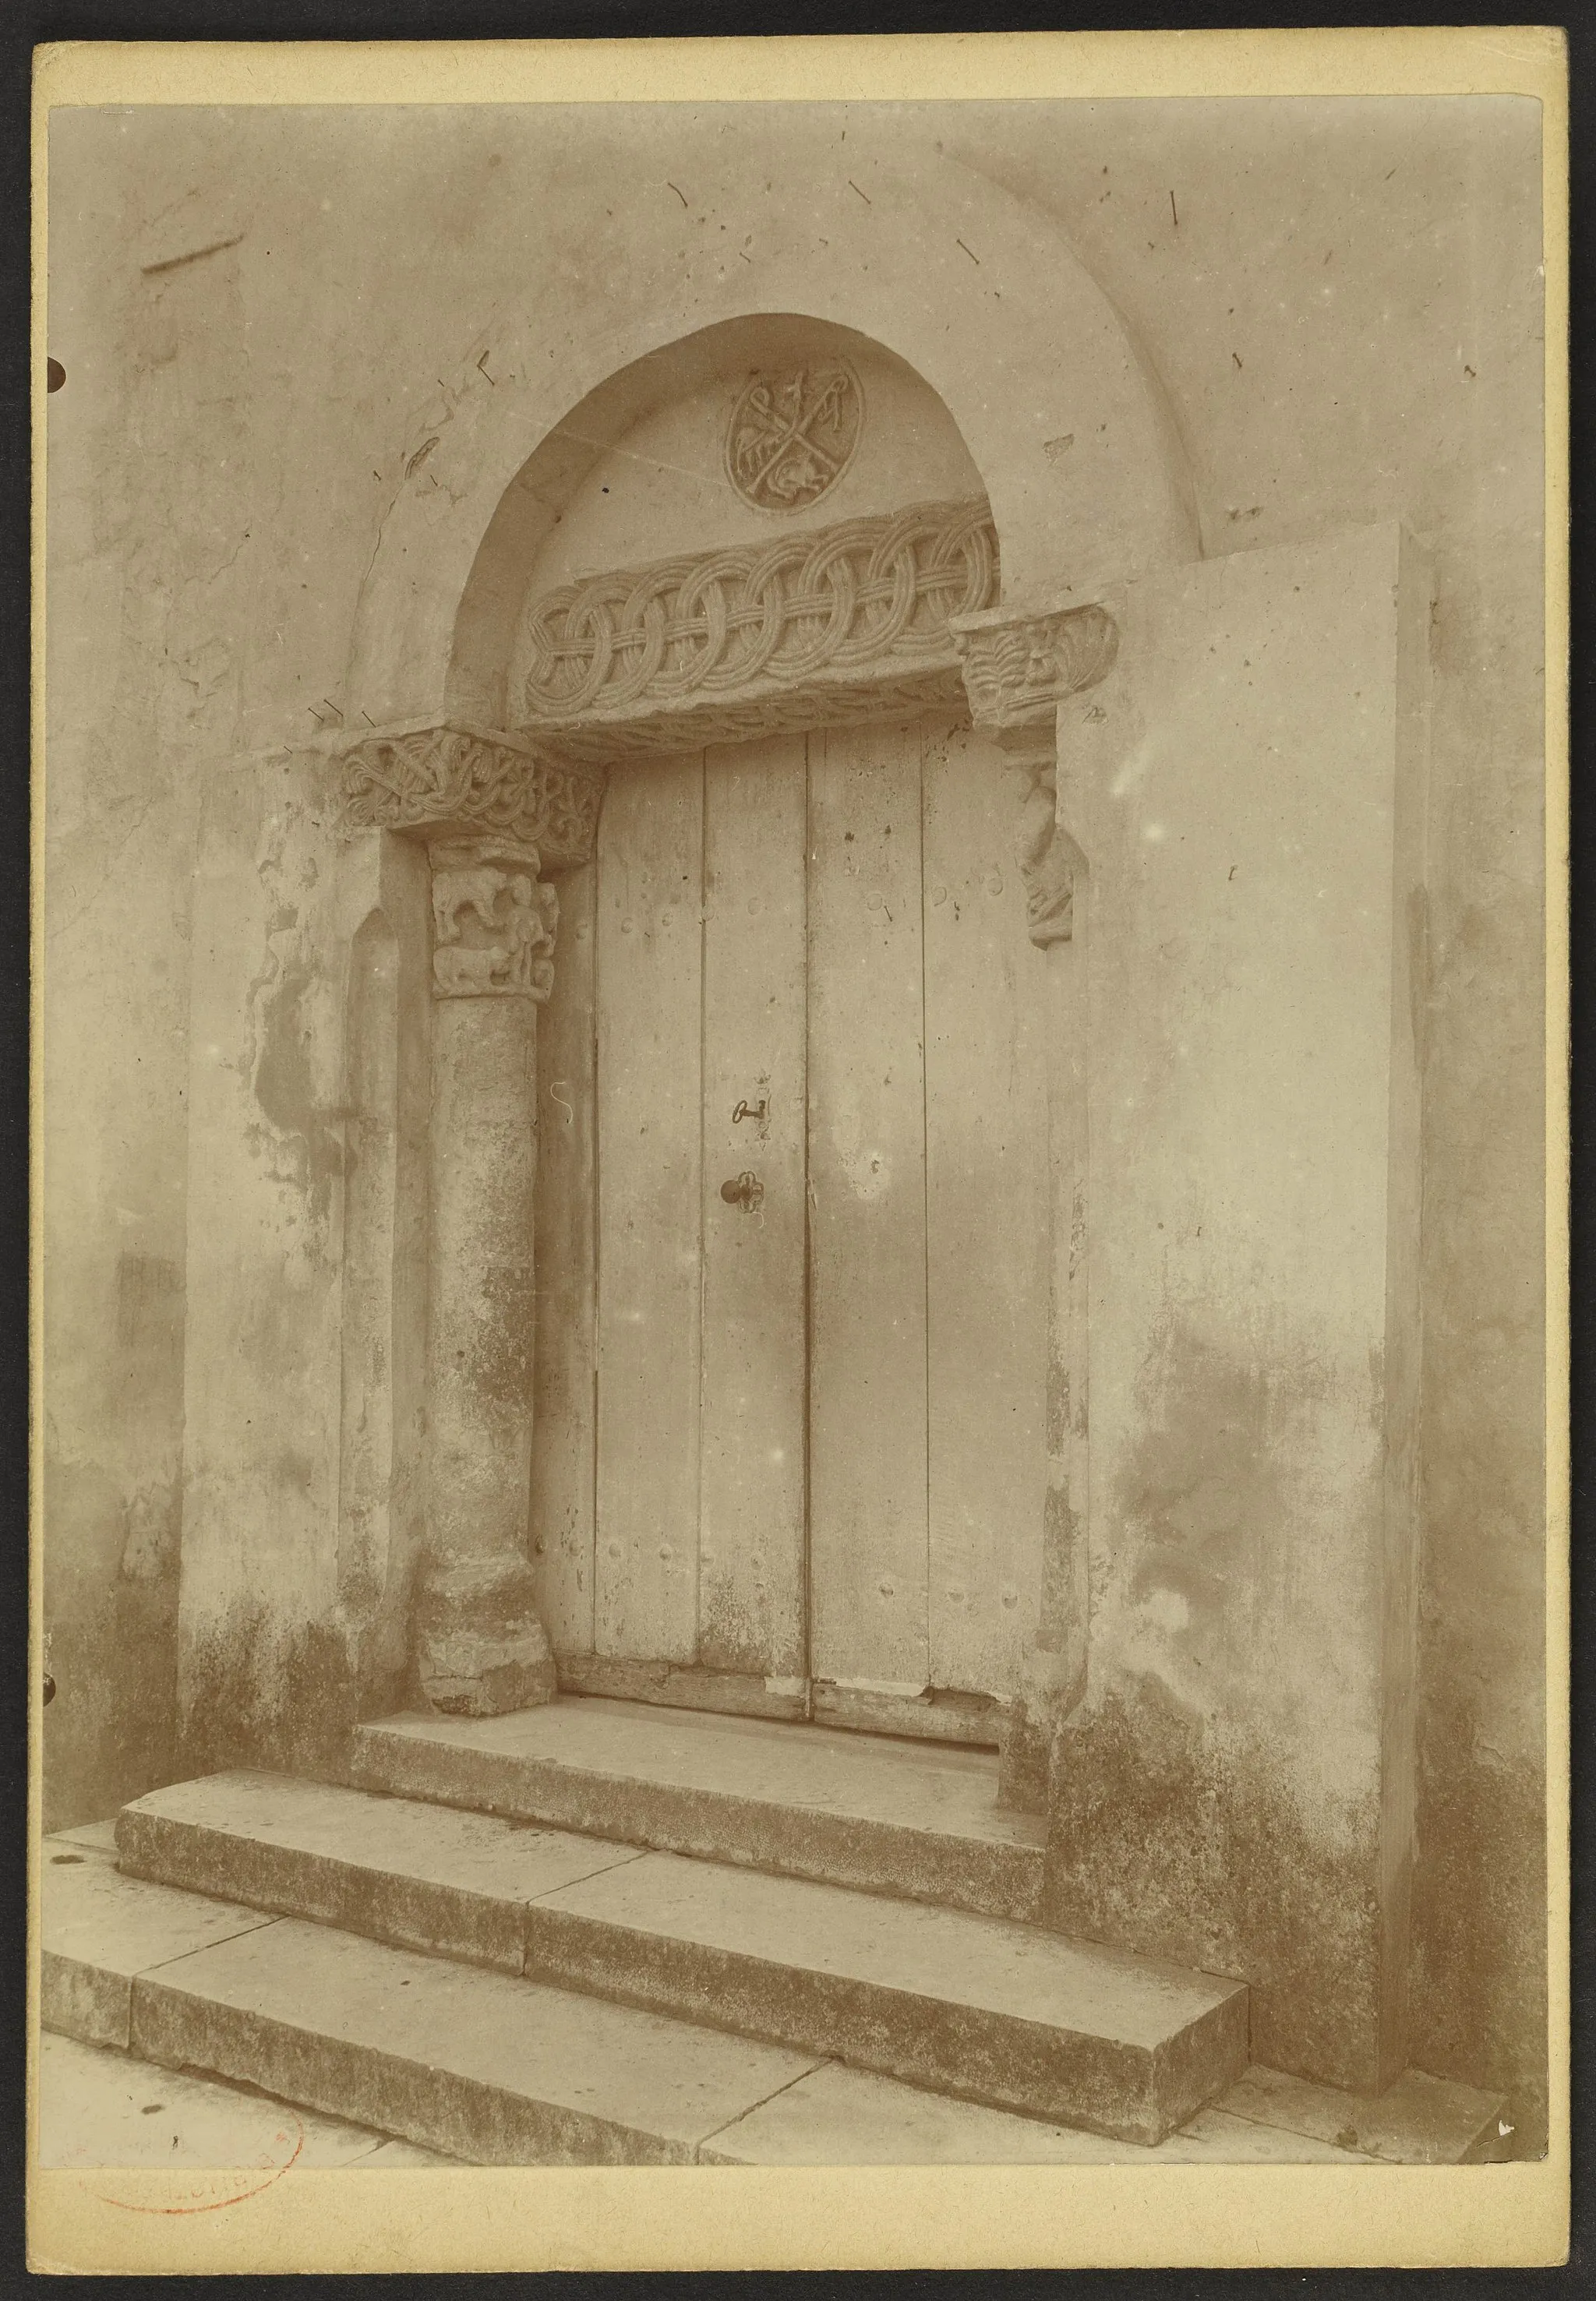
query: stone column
[
  {"left": 416, "top": 835, "right": 560, "bottom": 1714},
  {"left": 337, "top": 723, "right": 607, "bottom": 1717},
  {"left": 952, "top": 604, "right": 1119, "bottom": 1812}
]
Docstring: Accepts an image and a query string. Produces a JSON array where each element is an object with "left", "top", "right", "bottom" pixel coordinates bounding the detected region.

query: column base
[
  {"left": 422, "top": 1652, "right": 559, "bottom": 1717},
  {"left": 415, "top": 1557, "right": 559, "bottom": 1718}
]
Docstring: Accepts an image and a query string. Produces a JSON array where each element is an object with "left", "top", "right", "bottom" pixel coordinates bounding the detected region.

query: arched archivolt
[{"left": 343, "top": 144, "right": 1195, "bottom": 728}]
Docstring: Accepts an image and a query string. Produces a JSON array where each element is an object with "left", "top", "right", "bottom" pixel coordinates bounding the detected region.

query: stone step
[
  {"left": 44, "top": 1830, "right": 1505, "bottom": 2165},
  {"left": 518, "top": 1846, "right": 1247, "bottom": 2144},
  {"left": 46, "top": 1837, "right": 823, "bottom": 2165},
  {"left": 348, "top": 1695, "right": 1047, "bottom": 1922},
  {"left": 115, "top": 1772, "right": 1246, "bottom": 2144}
]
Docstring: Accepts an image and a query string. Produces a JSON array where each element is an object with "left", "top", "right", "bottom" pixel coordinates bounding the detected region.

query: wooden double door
[{"left": 531, "top": 713, "right": 1049, "bottom": 1731}]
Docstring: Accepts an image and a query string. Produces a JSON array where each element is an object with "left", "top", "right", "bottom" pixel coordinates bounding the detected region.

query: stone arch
[{"left": 343, "top": 145, "right": 1195, "bottom": 728}]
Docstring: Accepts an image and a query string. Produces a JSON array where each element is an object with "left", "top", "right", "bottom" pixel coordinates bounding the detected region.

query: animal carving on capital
[{"left": 429, "top": 839, "right": 559, "bottom": 1001}]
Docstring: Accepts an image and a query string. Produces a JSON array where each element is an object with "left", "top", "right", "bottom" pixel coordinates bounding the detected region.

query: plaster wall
[
  {"left": 178, "top": 775, "right": 431, "bottom": 1774},
  {"left": 42, "top": 98, "right": 1545, "bottom": 2125},
  {"left": 1045, "top": 521, "right": 1429, "bottom": 2094}
]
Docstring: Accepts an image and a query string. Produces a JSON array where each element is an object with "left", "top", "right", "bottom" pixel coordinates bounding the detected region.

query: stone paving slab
[
  {"left": 36, "top": 2033, "right": 457, "bottom": 2169},
  {"left": 526, "top": 1848, "right": 1248, "bottom": 2144},
  {"left": 118, "top": 1771, "right": 645, "bottom": 1973},
  {"left": 51, "top": 1820, "right": 120, "bottom": 1857},
  {"left": 41, "top": 1835, "right": 275, "bottom": 2049},
  {"left": 351, "top": 1697, "right": 1047, "bottom": 1921},
  {"left": 129, "top": 1915, "right": 824, "bottom": 2166},
  {"left": 356, "top": 2135, "right": 463, "bottom": 2165},
  {"left": 701, "top": 2062, "right": 1378, "bottom": 2164},
  {"left": 1220, "top": 2062, "right": 1512, "bottom": 2164}
]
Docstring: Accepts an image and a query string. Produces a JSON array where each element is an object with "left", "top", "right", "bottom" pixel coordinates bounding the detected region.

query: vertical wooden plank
[
  {"left": 922, "top": 720, "right": 1050, "bottom": 1696},
  {"left": 594, "top": 755, "right": 704, "bottom": 1660},
  {"left": 807, "top": 718, "right": 930, "bottom": 1694},
  {"left": 697, "top": 735, "right": 808, "bottom": 1683},
  {"left": 531, "top": 856, "right": 596, "bottom": 1654}
]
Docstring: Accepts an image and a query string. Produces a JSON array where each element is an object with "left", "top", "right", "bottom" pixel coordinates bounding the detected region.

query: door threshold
[
  {"left": 555, "top": 1656, "right": 1004, "bottom": 1749},
  {"left": 555, "top": 1655, "right": 806, "bottom": 1722},
  {"left": 812, "top": 1682, "right": 1002, "bottom": 1749}
]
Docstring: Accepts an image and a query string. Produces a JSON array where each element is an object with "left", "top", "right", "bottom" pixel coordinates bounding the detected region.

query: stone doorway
[{"left": 337, "top": 327, "right": 1125, "bottom": 1803}]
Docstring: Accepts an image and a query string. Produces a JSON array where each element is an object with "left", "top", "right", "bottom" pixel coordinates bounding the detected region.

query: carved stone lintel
[
  {"left": 511, "top": 498, "right": 999, "bottom": 761},
  {"left": 951, "top": 602, "right": 1119, "bottom": 951},
  {"left": 340, "top": 720, "right": 605, "bottom": 869},
  {"left": 428, "top": 835, "right": 558, "bottom": 1003}
]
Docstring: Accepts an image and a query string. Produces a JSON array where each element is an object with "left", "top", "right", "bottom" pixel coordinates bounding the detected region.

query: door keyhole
[{"left": 720, "top": 1170, "right": 764, "bottom": 1212}]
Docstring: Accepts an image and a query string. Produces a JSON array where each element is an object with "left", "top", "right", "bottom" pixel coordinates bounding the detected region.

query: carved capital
[
  {"left": 428, "top": 836, "right": 558, "bottom": 1002},
  {"left": 341, "top": 721, "right": 605, "bottom": 869},
  {"left": 949, "top": 602, "right": 1119, "bottom": 732}
]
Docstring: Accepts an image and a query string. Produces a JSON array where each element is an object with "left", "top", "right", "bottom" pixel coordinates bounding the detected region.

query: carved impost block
[
  {"left": 339, "top": 720, "right": 606, "bottom": 870},
  {"left": 428, "top": 835, "right": 558, "bottom": 1003},
  {"left": 949, "top": 602, "right": 1120, "bottom": 735},
  {"left": 950, "top": 605, "right": 1118, "bottom": 951}
]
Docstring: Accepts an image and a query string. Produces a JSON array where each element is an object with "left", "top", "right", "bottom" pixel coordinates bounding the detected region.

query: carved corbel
[
  {"left": 337, "top": 719, "right": 606, "bottom": 870},
  {"left": 951, "top": 604, "right": 1118, "bottom": 948}
]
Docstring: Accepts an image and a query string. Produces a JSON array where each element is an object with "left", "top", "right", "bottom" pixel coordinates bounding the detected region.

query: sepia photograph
[{"left": 30, "top": 29, "right": 1566, "bottom": 2274}]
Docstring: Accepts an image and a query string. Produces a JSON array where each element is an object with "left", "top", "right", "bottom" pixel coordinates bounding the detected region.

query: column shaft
[
  {"left": 416, "top": 995, "right": 556, "bottom": 1712},
  {"left": 414, "top": 830, "right": 560, "bottom": 1717}
]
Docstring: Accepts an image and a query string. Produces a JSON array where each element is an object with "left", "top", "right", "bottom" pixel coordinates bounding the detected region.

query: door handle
[{"left": 719, "top": 1170, "right": 764, "bottom": 1212}]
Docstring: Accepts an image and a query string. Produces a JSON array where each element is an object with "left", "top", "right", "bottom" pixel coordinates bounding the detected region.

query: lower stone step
[
  {"left": 116, "top": 1771, "right": 1247, "bottom": 2144},
  {"left": 44, "top": 1831, "right": 1506, "bottom": 2165},
  {"left": 38, "top": 1836, "right": 1354, "bottom": 2165},
  {"left": 517, "top": 1846, "right": 1247, "bottom": 2143}
]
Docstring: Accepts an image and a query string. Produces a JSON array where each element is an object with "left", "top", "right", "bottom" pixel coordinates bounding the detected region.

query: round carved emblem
[{"left": 725, "top": 363, "right": 863, "bottom": 511}]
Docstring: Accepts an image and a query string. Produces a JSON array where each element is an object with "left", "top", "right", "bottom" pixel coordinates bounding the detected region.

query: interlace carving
[
  {"left": 514, "top": 499, "right": 998, "bottom": 746},
  {"left": 341, "top": 722, "right": 604, "bottom": 869},
  {"left": 429, "top": 838, "right": 559, "bottom": 1001},
  {"left": 952, "top": 605, "right": 1119, "bottom": 730},
  {"left": 725, "top": 364, "right": 863, "bottom": 510}
]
